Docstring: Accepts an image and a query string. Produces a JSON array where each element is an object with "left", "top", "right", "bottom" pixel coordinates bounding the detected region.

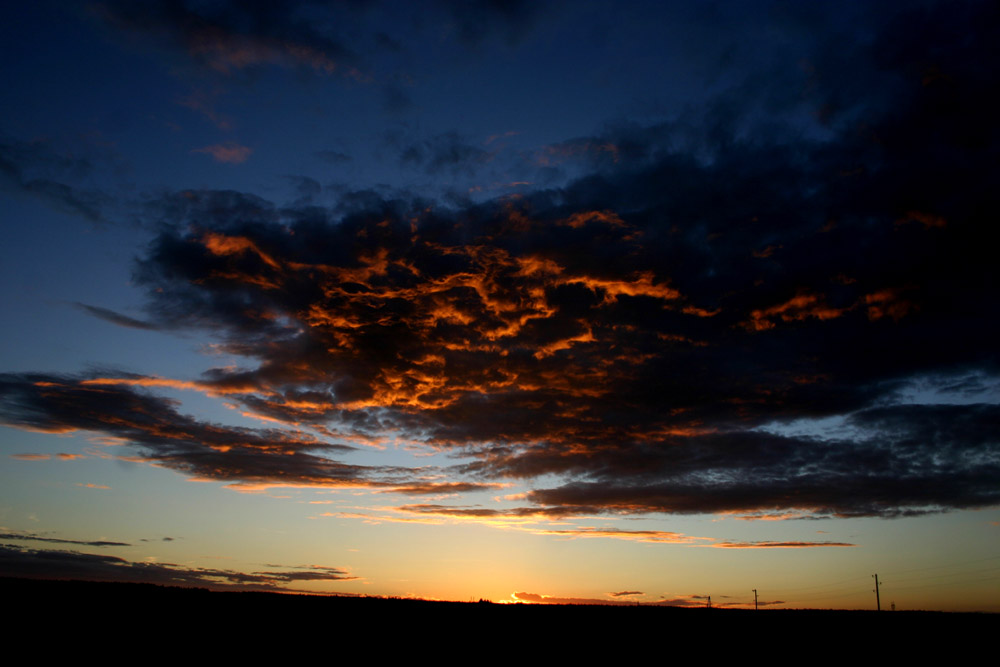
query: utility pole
[
  {"left": 752, "top": 589, "right": 758, "bottom": 610},
  {"left": 872, "top": 574, "right": 881, "bottom": 611}
]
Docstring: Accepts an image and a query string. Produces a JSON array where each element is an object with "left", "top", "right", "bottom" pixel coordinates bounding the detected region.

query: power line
[
  {"left": 883, "top": 555, "right": 1000, "bottom": 577},
  {"left": 768, "top": 574, "right": 869, "bottom": 595},
  {"left": 890, "top": 565, "right": 1000, "bottom": 585},
  {"left": 887, "top": 573, "right": 1000, "bottom": 592}
]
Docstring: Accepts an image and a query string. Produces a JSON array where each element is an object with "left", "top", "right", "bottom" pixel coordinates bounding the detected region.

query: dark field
[{"left": 5, "top": 576, "right": 994, "bottom": 648}]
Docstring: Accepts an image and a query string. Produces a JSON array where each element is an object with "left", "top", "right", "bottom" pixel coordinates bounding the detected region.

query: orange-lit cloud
[
  {"left": 864, "top": 288, "right": 916, "bottom": 322},
  {"left": 744, "top": 291, "right": 845, "bottom": 331},
  {"left": 80, "top": 375, "right": 253, "bottom": 396},
  {"left": 896, "top": 210, "right": 947, "bottom": 229},
  {"left": 560, "top": 272, "right": 680, "bottom": 304},
  {"left": 9, "top": 452, "right": 86, "bottom": 461},
  {"left": 202, "top": 232, "right": 282, "bottom": 269},
  {"left": 561, "top": 210, "right": 627, "bottom": 229},
  {"left": 535, "top": 526, "right": 709, "bottom": 544},
  {"left": 752, "top": 244, "right": 781, "bottom": 258}
]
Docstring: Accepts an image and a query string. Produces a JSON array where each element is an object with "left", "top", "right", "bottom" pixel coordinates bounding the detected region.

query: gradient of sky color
[{"left": 1, "top": 0, "right": 998, "bottom": 610}]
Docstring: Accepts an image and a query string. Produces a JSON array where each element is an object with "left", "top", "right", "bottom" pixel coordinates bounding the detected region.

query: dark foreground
[{"left": 5, "top": 577, "right": 994, "bottom": 654}]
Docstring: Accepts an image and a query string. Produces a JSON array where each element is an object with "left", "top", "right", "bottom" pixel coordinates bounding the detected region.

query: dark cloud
[
  {"left": 95, "top": 0, "right": 363, "bottom": 78},
  {"left": 711, "top": 541, "right": 855, "bottom": 549},
  {"left": 510, "top": 591, "right": 636, "bottom": 606},
  {"left": 0, "top": 138, "right": 111, "bottom": 224},
  {"left": 515, "top": 416, "right": 1000, "bottom": 518},
  {"left": 0, "top": 544, "right": 355, "bottom": 592},
  {"left": 753, "top": 599, "right": 786, "bottom": 607},
  {"left": 531, "top": 137, "right": 622, "bottom": 171},
  {"left": 437, "top": 0, "right": 549, "bottom": 47},
  {"left": 388, "top": 483, "right": 505, "bottom": 496},
  {"left": 192, "top": 142, "right": 252, "bottom": 164},
  {"left": 0, "top": 372, "right": 492, "bottom": 495},
  {"left": 512, "top": 591, "right": 702, "bottom": 606},
  {"left": 285, "top": 176, "right": 322, "bottom": 205},
  {"left": 113, "top": 164, "right": 998, "bottom": 516},
  {"left": 94, "top": 0, "right": 556, "bottom": 82},
  {"left": 381, "top": 83, "right": 414, "bottom": 115},
  {"left": 609, "top": 590, "right": 642, "bottom": 597},
  {"left": 397, "top": 132, "right": 492, "bottom": 174},
  {"left": 373, "top": 31, "right": 402, "bottom": 53},
  {"left": 314, "top": 150, "right": 352, "bottom": 165},
  {"left": 3, "top": 1, "right": 998, "bottom": 520},
  {"left": 74, "top": 303, "right": 160, "bottom": 331},
  {"left": 396, "top": 504, "right": 573, "bottom": 520},
  {"left": 0, "top": 531, "right": 130, "bottom": 547}
]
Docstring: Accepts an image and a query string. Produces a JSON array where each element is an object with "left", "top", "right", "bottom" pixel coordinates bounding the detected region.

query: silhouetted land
[
  {"left": 5, "top": 576, "right": 994, "bottom": 650},
  {"left": 0, "top": 577, "right": 1000, "bottom": 636}
]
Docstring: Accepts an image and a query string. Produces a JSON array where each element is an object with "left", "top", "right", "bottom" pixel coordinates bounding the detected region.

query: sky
[{"left": 1, "top": 0, "right": 998, "bottom": 610}]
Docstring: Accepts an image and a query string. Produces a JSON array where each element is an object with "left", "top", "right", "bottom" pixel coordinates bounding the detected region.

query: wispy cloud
[
  {"left": 710, "top": 541, "right": 856, "bottom": 549},
  {"left": 0, "top": 544, "right": 356, "bottom": 592},
  {"left": 0, "top": 138, "right": 111, "bottom": 223},
  {"left": 192, "top": 142, "right": 252, "bottom": 164},
  {"left": 0, "top": 531, "right": 130, "bottom": 547},
  {"left": 74, "top": 303, "right": 159, "bottom": 331},
  {"left": 97, "top": 0, "right": 365, "bottom": 79},
  {"left": 512, "top": 591, "right": 708, "bottom": 607}
]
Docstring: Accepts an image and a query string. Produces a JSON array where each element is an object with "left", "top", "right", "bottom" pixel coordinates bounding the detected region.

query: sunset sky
[{"left": 1, "top": 0, "right": 998, "bottom": 610}]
